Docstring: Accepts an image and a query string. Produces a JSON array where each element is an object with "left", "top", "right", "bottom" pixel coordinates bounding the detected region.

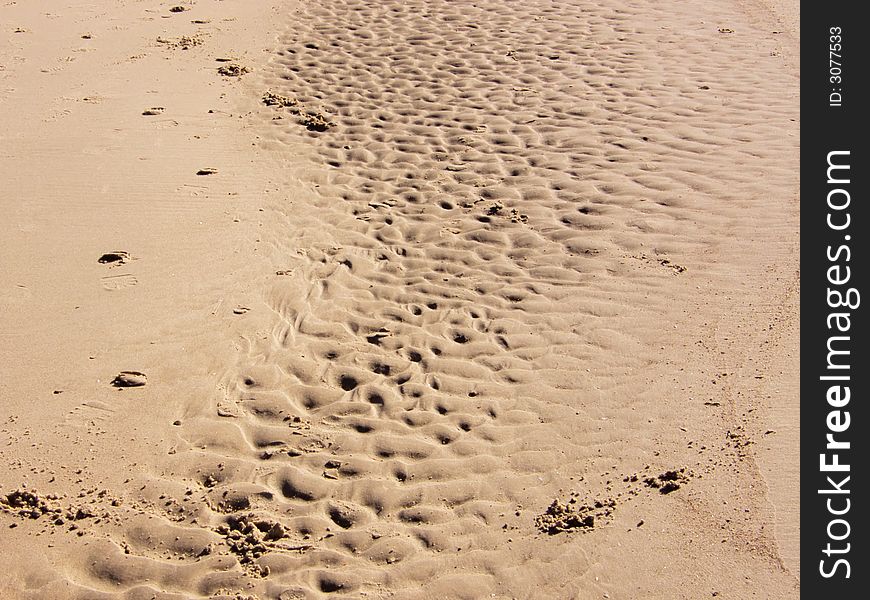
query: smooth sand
[{"left": 1, "top": 1, "right": 799, "bottom": 598}]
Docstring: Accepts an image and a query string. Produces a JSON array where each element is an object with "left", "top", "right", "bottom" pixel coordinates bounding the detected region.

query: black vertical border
[{"left": 802, "top": 3, "right": 867, "bottom": 596}]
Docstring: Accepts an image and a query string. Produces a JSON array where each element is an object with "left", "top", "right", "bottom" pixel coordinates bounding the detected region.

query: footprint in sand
[
  {"left": 65, "top": 401, "right": 115, "bottom": 428},
  {"left": 101, "top": 273, "right": 138, "bottom": 291}
]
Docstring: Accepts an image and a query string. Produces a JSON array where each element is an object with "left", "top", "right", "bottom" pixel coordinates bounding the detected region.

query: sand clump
[
  {"left": 1, "top": 489, "right": 62, "bottom": 520},
  {"left": 262, "top": 91, "right": 298, "bottom": 109},
  {"left": 536, "top": 496, "right": 617, "bottom": 534},
  {"left": 644, "top": 469, "right": 692, "bottom": 494},
  {"left": 261, "top": 91, "right": 335, "bottom": 131},
  {"left": 1, "top": 487, "right": 120, "bottom": 533},
  {"left": 298, "top": 110, "right": 334, "bottom": 132},
  {"left": 536, "top": 467, "right": 694, "bottom": 534},
  {"left": 218, "top": 63, "right": 250, "bottom": 77},
  {"left": 157, "top": 34, "right": 205, "bottom": 50}
]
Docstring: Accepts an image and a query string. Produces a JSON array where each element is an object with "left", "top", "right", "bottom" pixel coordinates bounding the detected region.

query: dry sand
[{"left": 1, "top": 0, "right": 799, "bottom": 598}]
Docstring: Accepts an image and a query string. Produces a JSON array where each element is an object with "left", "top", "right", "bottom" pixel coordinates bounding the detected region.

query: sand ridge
[{"left": 1, "top": 0, "right": 799, "bottom": 598}]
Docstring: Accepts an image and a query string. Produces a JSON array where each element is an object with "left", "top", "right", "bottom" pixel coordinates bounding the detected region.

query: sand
[{"left": 1, "top": 0, "right": 799, "bottom": 598}]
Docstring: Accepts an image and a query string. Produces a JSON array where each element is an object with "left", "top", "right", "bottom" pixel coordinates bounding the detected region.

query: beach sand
[{"left": 1, "top": 0, "right": 799, "bottom": 598}]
